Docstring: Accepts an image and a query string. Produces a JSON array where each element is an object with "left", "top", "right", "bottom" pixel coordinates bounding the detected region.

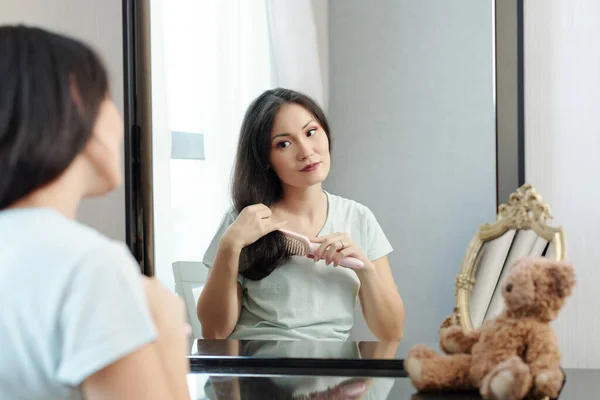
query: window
[{"left": 163, "top": 0, "right": 274, "bottom": 265}]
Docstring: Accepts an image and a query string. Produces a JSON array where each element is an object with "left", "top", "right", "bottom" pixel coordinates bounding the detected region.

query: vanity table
[{"left": 186, "top": 339, "right": 598, "bottom": 399}]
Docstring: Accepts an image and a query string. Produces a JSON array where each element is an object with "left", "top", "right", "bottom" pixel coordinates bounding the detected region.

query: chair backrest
[{"left": 172, "top": 261, "right": 208, "bottom": 341}]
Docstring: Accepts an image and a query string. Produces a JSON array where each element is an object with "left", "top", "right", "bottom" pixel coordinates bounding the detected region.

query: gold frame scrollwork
[{"left": 441, "top": 184, "right": 567, "bottom": 332}]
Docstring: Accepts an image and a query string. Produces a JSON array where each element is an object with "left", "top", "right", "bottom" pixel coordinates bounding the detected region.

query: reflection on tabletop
[
  {"left": 188, "top": 374, "right": 396, "bottom": 400},
  {"left": 188, "top": 341, "right": 401, "bottom": 399},
  {"left": 187, "top": 370, "right": 596, "bottom": 400},
  {"left": 186, "top": 374, "right": 505, "bottom": 400}
]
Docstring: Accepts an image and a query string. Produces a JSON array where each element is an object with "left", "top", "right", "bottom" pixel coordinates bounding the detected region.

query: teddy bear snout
[{"left": 505, "top": 283, "right": 513, "bottom": 293}]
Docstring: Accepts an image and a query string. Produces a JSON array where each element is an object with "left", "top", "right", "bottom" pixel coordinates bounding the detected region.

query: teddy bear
[{"left": 405, "top": 257, "right": 575, "bottom": 400}]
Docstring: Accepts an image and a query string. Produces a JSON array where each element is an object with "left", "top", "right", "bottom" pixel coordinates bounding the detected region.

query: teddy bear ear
[{"left": 548, "top": 262, "right": 576, "bottom": 298}]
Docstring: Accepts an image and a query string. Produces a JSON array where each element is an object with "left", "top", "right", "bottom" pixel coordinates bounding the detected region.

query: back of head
[{"left": 0, "top": 25, "right": 108, "bottom": 209}]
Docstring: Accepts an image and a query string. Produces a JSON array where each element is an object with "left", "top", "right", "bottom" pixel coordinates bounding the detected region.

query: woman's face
[
  {"left": 269, "top": 103, "right": 330, "bottom": 189},
  {"left": 81, "top": 97, "right": 124, "bottom": 196}
]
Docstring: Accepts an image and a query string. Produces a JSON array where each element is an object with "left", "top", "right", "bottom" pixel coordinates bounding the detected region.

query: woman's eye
[
  {"left": 307, "top": 128, "right": 317, "bottom": 137},
  {"left": 277, "top": 141, "right": 291, "bottom": 149}
]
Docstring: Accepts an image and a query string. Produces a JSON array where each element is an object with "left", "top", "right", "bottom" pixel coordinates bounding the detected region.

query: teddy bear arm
[
  {"left": 524, "top": 326, "right": 561, "bottom": 375},
  {"left": 440, "top": 326, "right": 481, "bottom": 354}
]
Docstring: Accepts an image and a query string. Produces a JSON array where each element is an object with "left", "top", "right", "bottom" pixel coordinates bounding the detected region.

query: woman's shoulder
[
  {"left": 0, "top": 207, "right": 127, "bottom": 258},
  {"left": 325, "top": 191, "right": 375, "bottom": 218},
  {"left": 49, "top": 212, "right": 135, "bottom": 265},
  {"left": 225, "top": 205, "right": 239, "bottom": 217},
  {"left": 216, "top": 205, "right": 239, "bottom": 229}
]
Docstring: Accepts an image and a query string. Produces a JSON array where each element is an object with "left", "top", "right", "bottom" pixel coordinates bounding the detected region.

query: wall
[
  {"left": 495, "top": 0, "right": 522, "bottom": 205},
  {"left": 1, "top": 0, "right": 126, "bottom": 241},
  {"left": 326, "top": 0, "right": 496, "bottom": 344},
  {"left": 311, "top": 0, "right": 329, "bottom": 110},
  {"left": 524, "top": 0, "right": 600, "bottom": 369}
]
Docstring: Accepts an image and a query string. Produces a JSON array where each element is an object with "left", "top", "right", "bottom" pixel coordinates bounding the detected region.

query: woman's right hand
[{"left": 222, "top": 204, "right": 287, "bottom": 249}]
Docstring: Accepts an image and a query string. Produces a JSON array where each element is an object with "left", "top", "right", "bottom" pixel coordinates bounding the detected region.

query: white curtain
[
  {"left": 149, "top": 0, "right": 174, "bottom": 291},
  {"left": 266, "top": 0, "right": 329, "bottom": 110},
  {"left": 156, "top": 0, "right": 328, "bottom": 284}
]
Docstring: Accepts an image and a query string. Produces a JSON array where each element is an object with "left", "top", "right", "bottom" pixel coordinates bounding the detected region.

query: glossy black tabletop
[
  {"left": 186, "top": 369, "right": 598, "bottom": 399},
  {"left": 187, "top": 340, "right": 598, "bottom": 399},
  {"left": 188, "top": 339, "right": 407, "bottom": 376}
]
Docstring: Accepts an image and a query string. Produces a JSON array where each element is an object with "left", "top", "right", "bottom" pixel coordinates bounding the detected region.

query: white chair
[{"left": 172, "top": 261, "right": 208, "bottom": 347}]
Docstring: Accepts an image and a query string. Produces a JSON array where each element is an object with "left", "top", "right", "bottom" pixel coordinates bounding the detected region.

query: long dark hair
[
  {"left": 233, "top": 88, "right": 331, "bottom": 280},
  {"left": 0, "top": 25, "right": 108, "bottom": 210}
]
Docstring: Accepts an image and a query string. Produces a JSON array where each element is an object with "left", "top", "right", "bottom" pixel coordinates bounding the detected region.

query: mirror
[
  {"left": 123, "top": 0, "right": 525, "bottom": 349},
  {"left": 191, "top": 338, "right": 400, "bottom": 363},
  {"left": 442, "top": 184, "right": 567, "bottom": 331}
]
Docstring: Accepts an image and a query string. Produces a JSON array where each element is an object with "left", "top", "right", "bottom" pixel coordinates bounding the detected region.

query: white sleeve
[
  {"left": 55, "top": 242, "right": 157, "bottom": 386},
  {"left": 364, "top": 208, "right": 394, "bottom": 261},
  {"left": 202, "top": 208, "right": 238, "bottom": 268},
  {"left": 201, "top": 209, "right": 246, "bottom": 287}
]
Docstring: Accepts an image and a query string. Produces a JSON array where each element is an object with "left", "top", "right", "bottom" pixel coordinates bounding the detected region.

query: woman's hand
[
  {"left": 311, "top": 232, "right": 372, "bottom": 270},
  {"left": 222, "top": 204, "right": 287, "bottom": 250}
]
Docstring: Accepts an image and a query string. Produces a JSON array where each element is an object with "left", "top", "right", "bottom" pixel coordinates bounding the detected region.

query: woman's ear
[
  {"left": 79, "top": 99, "right": 123, "bottom": 196},
  {"left": 80, "top": 136, "right": 115, "bottom": 196}
]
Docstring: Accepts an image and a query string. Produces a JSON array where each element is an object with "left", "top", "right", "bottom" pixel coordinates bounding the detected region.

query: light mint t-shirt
[
  {"left": 0, "top": 208, "right": 157, "bottom": 400},
  {"left": 202, "top": 191, "right": 393, "bottom": 341}
]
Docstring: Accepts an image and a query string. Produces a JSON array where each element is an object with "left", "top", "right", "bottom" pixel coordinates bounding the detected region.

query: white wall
[
  {"left": 1, "top": 0, "right": 126, "bottom": 241},
  {"left": 326, "top": 0, "right": 497, "bottom": 344},
  {"left": 524, "top": 0, "right": 600, "bottom": 369}
]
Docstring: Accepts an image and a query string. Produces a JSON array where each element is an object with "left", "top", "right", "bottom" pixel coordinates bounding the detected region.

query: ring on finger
[{"left": 339, "top": 239, "right": 345, "bottom": 249}]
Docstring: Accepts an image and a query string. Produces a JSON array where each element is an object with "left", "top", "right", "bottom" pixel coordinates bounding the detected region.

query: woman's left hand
[{"left": 310, "top": 232, "right": 372, "bottom": 270}]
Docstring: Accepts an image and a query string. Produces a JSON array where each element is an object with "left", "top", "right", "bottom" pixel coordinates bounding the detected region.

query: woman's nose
[{"left": 297, "top": 139, "right": 314, "bottom": 160}]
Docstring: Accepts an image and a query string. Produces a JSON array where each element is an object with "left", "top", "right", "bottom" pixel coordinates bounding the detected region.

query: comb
[{"left": 278, "top": 228, "right": 364, "bottom": 269}]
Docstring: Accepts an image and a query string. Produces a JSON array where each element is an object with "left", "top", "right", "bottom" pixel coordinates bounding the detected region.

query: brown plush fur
[{"left": 405, "top": 257, "right": 575, "bottom": 400}]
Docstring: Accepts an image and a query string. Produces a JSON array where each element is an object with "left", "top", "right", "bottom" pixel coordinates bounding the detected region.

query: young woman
[
  {"left": 0, "top": 26, "right": 190, "bottom": 399},
  {"left": 197, "top": 88, "right": 405, "bottom": 341}
]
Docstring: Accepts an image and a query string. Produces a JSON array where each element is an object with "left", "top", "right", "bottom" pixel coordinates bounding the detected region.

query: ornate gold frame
[{"left": 441, "top": 184, "right": 567, "bottom": 332}]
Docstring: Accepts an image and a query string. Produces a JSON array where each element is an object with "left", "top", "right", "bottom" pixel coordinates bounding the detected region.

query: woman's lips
[{"left": 300, "top": 162, "right": 321, "bottom": 172}]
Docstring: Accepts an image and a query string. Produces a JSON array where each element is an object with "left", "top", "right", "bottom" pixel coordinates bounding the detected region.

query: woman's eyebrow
[{"left": 271, "top": 120, "right": 315, "bottom": 141}]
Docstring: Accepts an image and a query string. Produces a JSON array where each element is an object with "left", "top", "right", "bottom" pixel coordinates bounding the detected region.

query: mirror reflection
[
  {"left": 150, "top": 0, "right": 499, "bottom": 347},
  {"left": 196, "top": 88, "right": 405, "bottom": 342},
  {"left": 191, "top": 339, "right": 400, "bottom": 360},
  {"left": 204, "top": 375, "right": 394, "bottom": 400}
]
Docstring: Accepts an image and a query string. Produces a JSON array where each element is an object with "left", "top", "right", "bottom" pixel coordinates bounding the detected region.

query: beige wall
[
  {"left": 0, "top": 0, "right": 126, "bottom": 241},
  {"left": 525, "top": 0, "right": 600, "bottom": 368}
]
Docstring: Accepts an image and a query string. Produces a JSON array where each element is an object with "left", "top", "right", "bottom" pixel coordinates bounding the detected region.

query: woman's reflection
[
  {"left": 202, "top": 336, "right": 400, "bottom": 399},
  {"left": 208, "top": 376, "right": 393, "bottom": 400},
  {"left": 197, "top": 88, "right": 404, "bottom": 341}
]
